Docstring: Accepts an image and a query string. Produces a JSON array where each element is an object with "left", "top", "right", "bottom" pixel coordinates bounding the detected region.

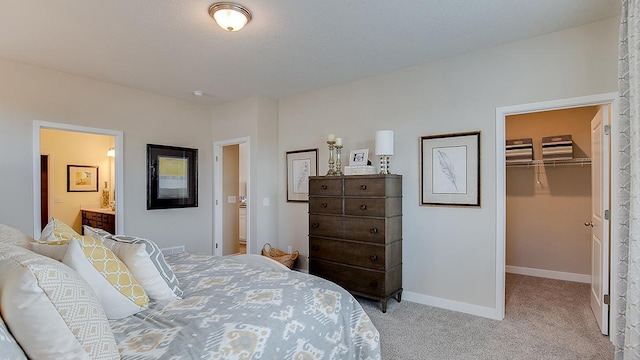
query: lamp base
[{"left": 379, "top": 155, "right": 391, "bottom": 174}]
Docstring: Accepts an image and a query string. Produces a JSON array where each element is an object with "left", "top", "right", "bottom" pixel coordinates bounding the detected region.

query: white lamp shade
[{"left": 375, "top": 130, "right": 394, "bottom": 155}]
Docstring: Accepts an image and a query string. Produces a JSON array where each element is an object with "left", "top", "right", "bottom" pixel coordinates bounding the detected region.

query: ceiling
[{"left": 0, "top": 0, "right": 621, "bottom": 105}]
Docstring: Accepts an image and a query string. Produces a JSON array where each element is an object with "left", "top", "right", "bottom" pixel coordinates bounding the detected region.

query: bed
[{"left": 109, "top": 252, "right": 382, "bottom": 359}]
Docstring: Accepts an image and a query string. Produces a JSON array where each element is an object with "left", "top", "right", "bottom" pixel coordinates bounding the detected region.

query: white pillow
[
  {"left": 0, "top": 314, "right": 27, "bottom": 360},
  {"left": 0, "top": 243, "right": 119, "bottom": 360},
  {"left": 0, "top": 224, "right": 33, "bottom": 249},
  {"left": 62, "top": 236, "right": 149, "bottom": 319}
]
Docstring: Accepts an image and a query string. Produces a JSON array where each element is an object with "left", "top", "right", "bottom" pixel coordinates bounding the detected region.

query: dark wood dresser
[
  {"left": 81, "top": 209, "right": 115, "bottom": 234},
  {"left": 308, "top": 174, "right": 402, "bottom": 312}
]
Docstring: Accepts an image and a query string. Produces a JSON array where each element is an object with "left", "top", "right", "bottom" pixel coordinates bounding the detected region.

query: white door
[{"left": 589, "top": 105, "right": 610, "bottom": 335}]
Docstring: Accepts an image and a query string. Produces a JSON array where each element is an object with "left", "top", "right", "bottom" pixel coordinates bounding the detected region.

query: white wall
[
  {"left": 0, "top": 58, "right": 214, "bottom": 253},
  {"left": 276, "top": 17, "right": 619, "bottom": 311}
]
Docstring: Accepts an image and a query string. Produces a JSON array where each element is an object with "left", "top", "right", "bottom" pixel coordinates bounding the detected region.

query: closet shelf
[{"left": 506, "top": 158, "right": 591, "bottom": 168}]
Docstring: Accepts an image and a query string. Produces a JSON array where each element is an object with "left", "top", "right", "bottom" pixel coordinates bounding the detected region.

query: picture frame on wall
[
  {"left": 286, "top": 148, "right": 318, "bottom": 202},
  {"left": 67, "top": 165, "right": 99, "bottom": 192},
  {"left": 420, "top": 131, "right": 481, "bottom": 207},
  {"left": 147, "top": 144, "right": 198, "bottom": 210}
]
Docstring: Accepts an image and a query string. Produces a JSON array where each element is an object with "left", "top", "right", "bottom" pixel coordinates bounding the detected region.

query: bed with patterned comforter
[{"left": 109, "top": 252, "right": 381, "bottom": 360}]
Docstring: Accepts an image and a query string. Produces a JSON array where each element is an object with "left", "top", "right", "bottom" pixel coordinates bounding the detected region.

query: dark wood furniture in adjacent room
[
  {"left": 81, "top": 208, "right": 115, "bottom": 234},
  {"left": 308, "top": 174, "right": 402, "bottom": 312}
]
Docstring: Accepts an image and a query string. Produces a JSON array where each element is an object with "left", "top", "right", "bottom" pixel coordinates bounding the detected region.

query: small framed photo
[
  {"left": 286, "top": 148, "right": 318, "bottom": 202},
  {"left": 420, "top": 131, "right": 480, "bottom": 207},
  {"left": 67, "top": 165, "right": 99, "bottom": 192},
  {"left": 147, "top": 144, "right": 198, "bottom": 210},
  {"left": 349, "top": 149, "right": 369, "bottom": 166}
]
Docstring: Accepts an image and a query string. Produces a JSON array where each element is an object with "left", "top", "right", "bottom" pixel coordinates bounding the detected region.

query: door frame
[
  {"left": 32, "top": 121, "right": 124, "bottom": 238},
  {"left": 213, "top": 137, "right": 250, "bottom": 256},
  {"left": 495, "top": 92, "right": 619, "bottom": 328}
]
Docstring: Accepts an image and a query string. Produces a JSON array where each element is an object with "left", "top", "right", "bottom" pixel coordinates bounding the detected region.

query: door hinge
[
  {"left": 604, "top": 125, "right": 611, "bottom": 135},
  {"left": 604, "top": 294, "right": 610, "bottom": 305},
  {"left": 215, "top": 243, "right": 218, "bottom": 249},
  {"left": 216, "top": 156, "right": 219, "bottom": 162},
  {"left": 604, "top": 210, "right": 610, "bottom": 220},
  {"left": 215, "top": 199, "right": 218, "bottom": 205}
]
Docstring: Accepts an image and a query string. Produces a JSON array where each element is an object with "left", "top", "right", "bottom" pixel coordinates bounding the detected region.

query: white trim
[
  {"left": 32, "top": 121, "right": 124, "bottom": 238},
  {"left": 403, "top": 291, "right": 501, "bottom": 320},
  {"left": 213, "top": 137, "right": 250, "bottom": 257},
  {"left": 506, "top": 265, "right": 591, "bottom": 283},
  {"left": 495, "top": 92, "right": 618, "bottom": 332}
]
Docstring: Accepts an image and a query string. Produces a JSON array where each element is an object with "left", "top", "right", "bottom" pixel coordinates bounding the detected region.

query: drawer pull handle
[
  {"left": 321, "top": 185, "right": 328, "bottom": 190},
  {"left": 321, "top": 203, "right": 328, "bottom": 208},
  {"left": 370, "top": 255, "right": 378, "bottom": 261},
  {"left": 312, "top": 223, "right": 320, "bottom": 228},
  {"left": 360, "top": 185, "right": 367, "bottom": 190},
  {"left": 312, "top": 245, "right": 320, "bottom": 251},
  {"left": 369, "top": 281, "right": 378, "bottom": 288},
  {"left": 360, "top": 204, "right": 367, "bottom": 210},
  {"left": 370, "top": 228, "right": 378, "bottom": 234}
]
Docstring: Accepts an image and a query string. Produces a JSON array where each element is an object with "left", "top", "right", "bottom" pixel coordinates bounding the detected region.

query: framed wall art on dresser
[
  {"left": 308, "top": 174, "right": 402, "bottom": 312},
  {"left": 286, "top": 148, "right": 318, "bottom": 202}
]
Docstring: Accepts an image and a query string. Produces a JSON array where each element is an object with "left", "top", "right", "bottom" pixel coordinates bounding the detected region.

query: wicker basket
[{"left": 262, "top": 243, "right": 299, "bottom": 269}]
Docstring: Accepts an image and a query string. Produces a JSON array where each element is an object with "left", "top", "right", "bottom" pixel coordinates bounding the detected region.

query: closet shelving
[{"left": 506, "top": 157, "right": 591, "bottom": 168}]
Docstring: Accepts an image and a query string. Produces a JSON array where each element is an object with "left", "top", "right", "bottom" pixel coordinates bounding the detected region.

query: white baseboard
[
  {"left": 160, "top": 245, "right": 185, "bottom": 255},
  {"left": 506, "top": 265, "right": 590, "bottom": 283},
  {"left": 402, "top": 291, "right": 502, "bottom": 320}
]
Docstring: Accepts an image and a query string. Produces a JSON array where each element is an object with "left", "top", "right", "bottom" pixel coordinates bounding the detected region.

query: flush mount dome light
[{"left": 209, "top": 2, "right": 252, "bottom": 32}]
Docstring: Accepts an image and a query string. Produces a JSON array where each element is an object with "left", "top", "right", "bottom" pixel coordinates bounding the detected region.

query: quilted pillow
[
  {"left": 0, "top": 243, "right": 119, "bottom": 360},
  {"left": 84, "top": 226, "right": 183, "bottom": 301},
  {"left": 0, "top": 314, "right": 27, "bottom": 360},
  {"left": 31, "top": 218, "right": 77, "bottom": 261},
  {"left": 62, "top": 236, "right": 149, "bottom": 319},
  {"left": 0, "top": 224, "right": 33, "bottom": 249}
]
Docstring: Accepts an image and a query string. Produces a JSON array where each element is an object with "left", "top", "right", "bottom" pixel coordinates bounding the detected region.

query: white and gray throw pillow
[{"left": 84, "top": 226, "right": 183, "bottom": 301}]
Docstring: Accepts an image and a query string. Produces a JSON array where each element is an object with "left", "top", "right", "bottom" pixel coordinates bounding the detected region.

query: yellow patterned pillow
[
  {"left": 62, "top": 236, "right": 149, "bottom": 319},
  {"left": 39, "top": 218, "right": 79, "bottom": 245},
  {"left": 32, "top": 218, "right": 77, "bottom": 261}
]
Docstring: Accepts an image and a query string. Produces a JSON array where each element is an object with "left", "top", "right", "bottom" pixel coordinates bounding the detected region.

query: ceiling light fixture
[{"left": 208, "top": 2, "right": 252, "bottom": 32}]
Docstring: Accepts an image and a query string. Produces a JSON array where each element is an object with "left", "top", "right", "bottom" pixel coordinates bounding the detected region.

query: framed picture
[
  {"left": 286, "top": 148, "right": 318, "bottom": 202},
  {"left": 349, "top": 149, "right": 369, "bottom": 166},
  {"left": 67, "top": 165, "right": 99, "bottom": 192},
  {"left": 420, "top": 131, "right": 480, "bottom": 207},
  {"left": 147, "top": 144, "right": 198, "bottom": 210}
]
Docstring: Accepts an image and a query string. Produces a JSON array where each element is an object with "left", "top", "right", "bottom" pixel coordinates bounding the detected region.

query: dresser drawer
[
  {"left": 309, "top": 214, "right": 343, "bottom": 239},
  {"left": 310, "top": 259, "right": 386, "bottom": 297},
  {"left": 309, "top": 178, "right": 343, "bottom": 196},
  {"left": 344, "top": 197, "right": 401, "bottom": 217},
  {"left": 309, "top": 237, "right": 386, "bottom": 271},
  {"left": 309, "top": 197, "right": 343, "bottom": 215},
  {"left": 344, "top": 178, "right": 386, "bottom": 196}
]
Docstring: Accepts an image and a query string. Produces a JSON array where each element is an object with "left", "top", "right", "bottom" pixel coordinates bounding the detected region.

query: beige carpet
[{"left": 359, "top": 273, "right": 613, "bottom": 360}]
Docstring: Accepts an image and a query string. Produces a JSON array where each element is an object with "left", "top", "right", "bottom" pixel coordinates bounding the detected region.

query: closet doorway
[{"left": 495, "top": 93, "right": 617, "bottom": 335}]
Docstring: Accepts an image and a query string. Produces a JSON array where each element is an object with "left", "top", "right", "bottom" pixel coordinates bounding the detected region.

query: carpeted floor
[{"left": 359, "top": 273, "right": 613, "bottom": 360}]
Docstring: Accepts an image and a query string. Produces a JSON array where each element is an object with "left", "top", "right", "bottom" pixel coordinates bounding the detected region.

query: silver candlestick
[
  {"left": 326, "top": 141, "right": 336, "bottom": 176},
  {"left": 335, "top": 145, "right": 344, "bottom": 176}
]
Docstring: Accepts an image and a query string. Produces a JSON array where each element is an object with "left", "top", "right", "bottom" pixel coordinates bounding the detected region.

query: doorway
[
  {"left": 213, "top": 137, "right": 250, "bottom": 256},
  {"left": 495, "top": 93, "right": 618, "bottom": 334},
  {"left": 32, "top": 121, "right": 124, "bottom": 238}
]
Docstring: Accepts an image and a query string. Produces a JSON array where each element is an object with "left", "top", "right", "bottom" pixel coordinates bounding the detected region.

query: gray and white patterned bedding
[{"left": 110, "top": 252, "right": 381, "bottom": 360}]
